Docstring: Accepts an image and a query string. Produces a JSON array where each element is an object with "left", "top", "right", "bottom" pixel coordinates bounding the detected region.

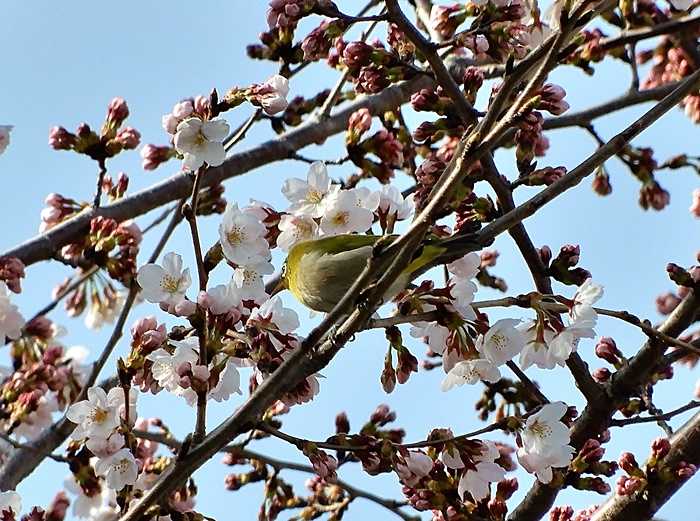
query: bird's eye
[{"left": 281, "top": 263, "right": 287, "bottom": 276}]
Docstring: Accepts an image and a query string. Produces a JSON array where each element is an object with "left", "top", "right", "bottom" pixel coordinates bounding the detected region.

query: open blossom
[
  {"left": 209, "top": 357, "right": 242, "bottom": 402},
  {"left": 248, "top": 75, "right": 290, "bottom": 115},
  {"left": 517, "top": 401, "right": 575, "bottom": 483},
  {"left": 476, "top": 319, "right": 525, "bottom": 366},
  {"left": 95, "top": 448, "right": 139, "bottom": 490},
  {"left": 448, "top": 252, "right": 481, "bottom": 279},
  {"left": 232, "top": 260, "right": 273, "bottom": 302},
  {"left": 219, "top": 203, "right": 270, "bottom": 266},
  {"left": 410, "top": 320, "right": 450, "bottom": 355},
  {"left": 0, "top": 491, "right": 21, "bottom": 516},
  {"left": 458, "top": 442, "right": 506, "bottom": 502},
  {"left": 449, "top": 277, "right": 478, "bottom": 321},
  {"left": 0, "top": 125, "right": 13, "bottom": 155},
  {"left": 277, "top": 214, "right": 319, "bottom": 251},
  {"left": 570, "top": 279, "right": 603, "bottom": 322},
  {"left": 174, "top": 117, "right": 230, "bottom": 170},
  {"left": 147, "top": 337, "right": 199, "bottom": 393},
  {"left": 519, "top": 318, "right": 595, "bottom": 370},
  {"left": 378, "top": 185, "right": 413, "bottom": 220},
  {"left": 441, "top": 359, "right": 501, "bottom": 390},
  {"left": 248, "top": 296, "right": 300, "bottom": 334},
  {"left": 0, "top": 281, "right": 25, "bottom": 343},
  {"left": 86, "top": 431, "right": 126, "bottom": 458},
  {"left": 320, "top": 188, "right": 374, "bottom": 235},
  {"left": 282, "top": 161, "right": 332, "bottom": 217},
  {"left": 137, "top": 252, "right": 191, "bottom": 306},
  {"left": 66, "top": 387, "right": 121, "bottom": 440},
  {"left": 13, "top": 394, "right": 58, "bottom": 441},
  {"left": 202, "top": 282, "right": 241, "bottom": 315}
]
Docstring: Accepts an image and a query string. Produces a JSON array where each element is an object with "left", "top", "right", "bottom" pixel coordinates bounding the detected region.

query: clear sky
[{"left": 1, "top": 1, "right": 698, "bottom": 520}]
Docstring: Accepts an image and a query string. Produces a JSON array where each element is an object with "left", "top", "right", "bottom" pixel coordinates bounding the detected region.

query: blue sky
[{"left": 1, "top": 1, "right": 698, "bottom": 520}]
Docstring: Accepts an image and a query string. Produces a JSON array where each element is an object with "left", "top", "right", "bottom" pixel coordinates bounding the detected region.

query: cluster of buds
[
  {"left": 348, "top": 127, "right": 406, "bottom": 183},
  {"left": 49, "top": 97, "right": 141, "bottom": 160},
  {"left": 39, "top": 193, "right": 85, "bottom": 232},
  {"left": 302, "top": 443, "right": 339, "bottom": 481},
  {"left": 100, "top": 172, "right": 129, "bottom": 203},
  {"left": 301, "top": 19, "right": 346, "bottom": 61},
  {"left": 514, "top": 111, "right": 550, "bottom": 174},
  {"left": 124, "top": 317, "right": 167, "bottom": 388},
  {"left": 0, "top": 256, "right": 25, "bottom": 293},
  {"left": 161, "top": 96, "right": 212, "bottom": 136},
  {"left": 140, "top": 144, "right": 176, "bottom": 171},
  {"left": 223, "top": 75, "right": 290, "bottom": 116},
  {"left": 340, "top": 40, "right": 416, "bottom": 94},
  {"left": 80, "top": 217, "right": 142, "bottom": 284},
  {"left": 569, "top": 439, "right": 618, "bottom": 490},
  {"left": 541, "top": 244, "right": 591, "bottom": 286},
  {"left": 381, "top": 326, "right": 419, "bottom": 393},
  {"left": 564, "top": 29, "right": 607, "bottom": 74},
  {"left": 517, "top": 166, "right": 567, "bottom": 188}
]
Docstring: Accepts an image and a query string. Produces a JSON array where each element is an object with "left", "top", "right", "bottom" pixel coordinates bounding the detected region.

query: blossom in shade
[
  {"left": 449, "top": 277, "right": 478, "bottom": 321},
  {"left": 219, "top": 203, "right": 270, "bottom": 266},
  {"left": 202, "top": 283, "right": 241, "bottom": 315},
  {"left": 137, "top": 252, "right": 191, "bottom": 306},
  {"left": 441, "top": 359, "right": 501, "bottom": 390},
  {"left": 248, "top": 75, "right": 290, "bottom": 115},
  {"left": 0, "top": 491, "right": 21, "bottom": 516},
  {"left": 232, "top": 260, "right": 274, "bottom": 303},
  {"left": 0, "top": 125, "right": 13, "bottom": 155},
  {"left": 209, "top": 357, "right": 242, "bottom": 402},
  {"left": 282, "top": 161, "right": 332, "bottom": 218},
  {"left": 320, "top": 188, "right": 374, "bottom": 235},
  {"left": 448, "top": 252, "right": 481, "bottom": 279},
  {"left": 86, "top": 431, "right": 126, "bottom": 458},
  {"left": 458, "top": 442, "right": 506, "bottom": 502},
  {"left": 517, "top": 401, "right": 575, "bottom": 483},
  {"left": 0, "top": 281, "right": 25, "bottom": 343},
  {"left": 378, "top": 185, "right": 413, "bottom": 220},
  {"left": 476, "top": 319, "right": 525, "bottom": 366},
  {"left": 173, "top": 117, "right": 230, "bottom": 170},
  {"left": 66, "top": 387, "right": 120, "bottom": 440},
  {"left": 395, "top": 451, "right": 433, "bottom": 486},
  {"left": 95, "top": 448, "right": 139, "bottom": 490},
  {"left": 277, "top": 214, "right": 319, "bottom": 251}
]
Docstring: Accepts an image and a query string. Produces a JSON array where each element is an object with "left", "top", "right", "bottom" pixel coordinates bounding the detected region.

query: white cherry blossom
[
  {"left": 14, "top": 394, "right": 58, "bottom": 441},
  {"left": 173, "top": 117, "right": 230, "bottom": 170},
  {"left": 409, "top": 320, "right": 450, "bottom": 355},
  {"left": 254, "top": 74, "right": 290, "bottom": 115},
  {"left": 570, "top": 278, "right": 604, "bottom": 322},
  {"left": 0, "top": 490, "right": 21, "bottom": 516},
  {"left": 441, "top": 359, "right": 501, "bottom": 391},
  {"left": 66, "top": 387, "right": 120, "bottom": 440},
  {"left": 449, "top": 277, "right": 478, "bottom": 321},
  {"left": 519, "top": 318, "right": 596, "bottom": 370},
  {"left": 378, "top": 185, "right": 413, "bottom": 220},
  {"left": 458, "top": 442, "right": 506, "bottom": 502},
  {"left": 203, "top": 282, "right": 241, "bottom": 315},
  {"left": 146, "top": 338, "right": 199, "bottom": 393},
  {"left": 448, "top": 252, "right": 481, "bottom": 279},
  {"left": 476, "top": 318, "right": 525, "bottom": 366},
  {"left": 395, "top": 450, "right": 433, "bottom": 486},
  {"left": 219, "top": 203, "right": 270, "bottom": 266},
  {"left": 95, "top": 448, "right": 139, "bottom": 490},
  {"left": 86, "top": 431, "right": 126, "bottom": 458},
  {"left": 352, "top": 186, "right": 380, "bottom": 212},
  {"left": 277, "top": 214, "right": 319, "bottom": 251},
  {"left": 232, "top": 260, "right": 274, "bottom": 303},
  {"left": 106, "top": 386, "right": 138, "bottom": 426},
  {"left": 209, "top": 357, "right": 242, "bottom": 402},
  {"left": 0, "top": 125, "right": 13, "bottom": 155},
  {"left": 320, "top": 188, "right": 374, "bottom": 235},
  {"left": 0, "top": 282, "right": 25, "bottom": 343},
  {"left": 282, "top": 161, "right": 331, "bottom": 217},
  {"left": 248, "top": 296, "right": 300, "bottom": 334},
  {"left": 137, "top": 252, "right": 191, "bottom": 306}
]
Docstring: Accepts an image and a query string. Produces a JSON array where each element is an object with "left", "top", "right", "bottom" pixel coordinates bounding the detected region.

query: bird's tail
[{"left": 404, "top": 232, "right": 487, "bottom": 278}]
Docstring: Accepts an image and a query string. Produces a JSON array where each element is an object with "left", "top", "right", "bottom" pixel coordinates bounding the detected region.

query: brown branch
[
  {"left": 597, "top": 13, "right": 700, "bottom": 53},
  {"left": 591, "top": 411, "right": 700, "bottom": 520},
  {"left": 610, "top": 400, "right": 700, "bottom": 427},
  {"left": 132, "top": 430, "right": 418, "bottom": 521}
]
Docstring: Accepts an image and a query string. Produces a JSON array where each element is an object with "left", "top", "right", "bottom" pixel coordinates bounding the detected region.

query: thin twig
[
  {"left": 93, "top": 158, "right": 107, "bottom": 208},
  {"left": 609, "top": 401, "right": 700, "bottom": 427}
]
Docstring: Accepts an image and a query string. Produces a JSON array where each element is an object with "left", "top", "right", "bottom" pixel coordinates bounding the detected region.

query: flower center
[
  {"left": 491, "top": 332, "right": 507, "bottom": 351},
  {"left": 160, "top": 274, "right": 181, "bottom": 293},
  {"left": 307, "top": 189, "right": 323, "bottom": 204},
  {"left": 115, "top": 458, "right": 131, "bottom": 474},
  {"left": 529, "top": 420, "right": 553, "bottom": 439},
  {"left": 90, "top": 407, "right": 109, "bottom": 424},
  {"left": 331, "top": 211, "right": 350, "bottom": 227},
  {"left": 194, "top": 131, "right": 207, "bottom": 147},
  {"left": 227, "top": 225, "right": 246, "bottom": 246}
]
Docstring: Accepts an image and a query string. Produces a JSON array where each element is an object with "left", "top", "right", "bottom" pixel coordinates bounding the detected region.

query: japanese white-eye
[{"left": 273, "top": 233, "right": 478, "bottom": 312}]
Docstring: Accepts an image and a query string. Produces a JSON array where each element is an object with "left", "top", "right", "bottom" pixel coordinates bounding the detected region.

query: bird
[{"left": 272, "top": 233, "right": 481, "bottom": 312}]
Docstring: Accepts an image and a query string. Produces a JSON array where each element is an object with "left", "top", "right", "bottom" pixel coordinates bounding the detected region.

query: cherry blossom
[
  {"left": 378, "top": 185, "right": 414, "bottom": 220},
  {"left": 0, "top": 281, "right": 25, "bottom": 343},
  {"left": 441, "top": 359, "right": 501, "bottom": 390},
  {"left": 320, "top": 188, "right": 374, "bottom": 235},
  {"left": 410, "top": 320, "right": 450, "bottom": 356},
  {"left": 449, "top": 277, "right": 478, "bottom": 321},
  {"left": 13, "top": 394, "right": 58, "bottom": 441},
  {"left": 517, "top": 401, "right": 575, "bottom": 483},
  {"left": 476, "top": 318, "right": 525, "bottom": 366},
  {"left": 0, "top": 490, "right": 21, "bottom": 516},
  {"left": 201, "top": 282, "right": 241, "bottom": 315},
  {"left": 95, "top": 448, "right": 139, "bottom": 490},
  {"left": 248, "top": 74, "right": 290, "bottom": 115},
  {"left": 519, "top": 317, "right": 595, "bottom": 370},
  {"left": 395, "top": 450, "right": 433, "bottom": 486},
  {"left": 448, "top": 252, "right": 481, "bottom": 279},
  {"left": 86, "top": 431, "right": 126, "bottom": 458},
  {"left": 458, "top": 442, "right": 506, "bottom": 502},
  {"left": 352, "top": 186, "right": 381, "bottom": 212},
  {"left": 277, "top": 214, "right": 319, "bottom": 251},
  {"left": 219, "top": 203, "right": 270, "bottom": 266},
  {"left": 0, "top": 125, "right": 13, "bottom": 155},
  {"left": 146, "top": 337, "right": 199, "bottom": 394},
  {"left": 232, "top": 260, "right": 274, "bottom": 302},
  {"left": 282, "top": 161, "right": 332, "bottom": 218},
  {"left": 209, "top": 357, "right": 242, "bottom": 402},
  {"left": 248, "top": 296, "right": 300, "bottom": 334},
  {"left": 173, "top": 117, "right": 230, "bottom": 170},
  {"left": 570, "top": 278, "right": 604, "bottom": 322},
  {"left": 137, "top": 252, "right": 191, "bottom": 306},
  {"left": 669, "top": 0, "right": 693, "bottom": 10},
  {"left": 66, "top": 387, "right": 121, "bottom": 440},
  {"left": 64, "top": 475, "right": 115, "bottom": 519}
]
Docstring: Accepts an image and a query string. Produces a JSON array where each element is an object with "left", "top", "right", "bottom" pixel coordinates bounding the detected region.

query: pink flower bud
[
  {"left": 592, "top": 367, "right": 611, "bottom": 382},
  {"left": 172, "top": 100, "right": 194, "bottom": 119},
  {"left": 651, "top": 437, "right": 671, "bottom": 459},
  {"left": 343, "top": 41, "right": 374, "bottom": 68},
  {"left": 616, "top": 475, "right": 645, "bottom": 495},
  {"left": 106, "top": 97, "right": 129, "bottom": 126},
  {"left": 115, "top": 127, "right": 141, "bottom": 149},
  {"left": 618, "top": 452, "right": 640, "bottom": 474},
  {"left": 140, "top": 144, "right": 174, "bottom": 171},
  {"left": 549, "top": 506, "right": 574, "bottom": 521},
  {"left": 595, "top": 337, "right": 620, "bottom": 364},
  {"left": 48, "top": 126, "right": 76, "bottom": 150},
  {"left": 676, "top": 461, "right": 697, "bottom": 480}
]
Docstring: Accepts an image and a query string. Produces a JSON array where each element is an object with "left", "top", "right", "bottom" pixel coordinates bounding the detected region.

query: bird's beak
[{"left": 269, "top": 275, "right": 285, "bottom": 296}]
